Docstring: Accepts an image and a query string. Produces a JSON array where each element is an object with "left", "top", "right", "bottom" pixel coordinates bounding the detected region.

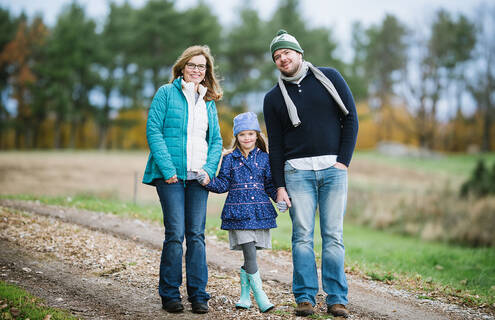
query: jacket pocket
[{"left": 221, "top": 204, "right": 251, "bottom": 220}]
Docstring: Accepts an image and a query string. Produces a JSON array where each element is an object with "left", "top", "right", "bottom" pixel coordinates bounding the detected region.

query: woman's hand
[
  {"left": 197, "top": 169, "right": 210, "bottom": 185},
  {"left": 165, "top": 175, "right": 178, "bottom": 184}
]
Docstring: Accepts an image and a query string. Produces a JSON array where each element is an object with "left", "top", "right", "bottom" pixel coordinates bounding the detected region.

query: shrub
[
  {"left": 393, "top": 185, "right": 495, "bottom": 247},
  {"left": 460, "top": 159, "right": 495, "bottom": 198}
]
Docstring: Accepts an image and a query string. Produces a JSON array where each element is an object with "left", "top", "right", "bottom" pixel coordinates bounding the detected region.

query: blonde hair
[
  {"left": 229, "top": 131, "right": 268, "bottom": 157},
  {"left": 170, "top": 45, "right": 223, "bottom": 101}
]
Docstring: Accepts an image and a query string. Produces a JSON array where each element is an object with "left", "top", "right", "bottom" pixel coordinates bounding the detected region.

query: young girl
[{"left": 198, "top": 112, "right": 279, "bottom": 312}]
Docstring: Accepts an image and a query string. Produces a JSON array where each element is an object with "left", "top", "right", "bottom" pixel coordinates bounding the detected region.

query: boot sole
[
  {"left": 192, "top": 309, "right": 208, "bottom": 314},
  {"left": 162, "top": 306, "right": 184, "bottom": 313},
  {"left": 261, "top": 305, "right": 275, "bottom": 313},
  {"left": 235, "top": 305, "right": 250, "bottom": 310},
  {"left": 295, "top": 310, "right": 314, "bottom": 316},
  {"left": 329, "top": 312, "right": 349, "bottom": 318}
]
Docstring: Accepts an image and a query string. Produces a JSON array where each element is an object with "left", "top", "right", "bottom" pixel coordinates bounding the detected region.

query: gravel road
[{"left": 1, "top": 199, "right": 493, "bottom": 320}]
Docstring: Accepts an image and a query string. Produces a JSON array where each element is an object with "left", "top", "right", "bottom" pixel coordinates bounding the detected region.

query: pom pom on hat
[
  {"left": 233, "top": 112, "right": 261, "bottom": 137},
  {"left": 270, "top": 29, "right": 304, "bottom": 60}
]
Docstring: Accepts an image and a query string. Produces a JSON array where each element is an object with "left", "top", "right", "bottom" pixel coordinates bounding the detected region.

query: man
[{"left": 263, "top": 29, "right": 358, "bottom": 318}]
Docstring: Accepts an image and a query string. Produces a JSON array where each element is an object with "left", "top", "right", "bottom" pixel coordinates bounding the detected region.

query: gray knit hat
[{"left": 270, "top": 29, "right": 304, "bottom": 60}]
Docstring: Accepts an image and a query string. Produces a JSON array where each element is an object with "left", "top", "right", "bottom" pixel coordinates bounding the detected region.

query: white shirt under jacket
[{"left": 181, "top": 80, "right": 209, "bottom": 176}]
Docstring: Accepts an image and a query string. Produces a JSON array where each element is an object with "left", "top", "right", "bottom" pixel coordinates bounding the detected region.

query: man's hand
[
  {"left": 333, "top": 162, "right": 348, "bottom": 170},
  {"left": 276, "top": 187, "right": 291, "bottom": 212},
  {"left": 165, "top": 175, "right": 178, "bottom": 184}
]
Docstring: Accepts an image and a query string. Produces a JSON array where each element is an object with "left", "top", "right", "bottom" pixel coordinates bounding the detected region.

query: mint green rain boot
[
  {"left": 235, "top": 268, "right": 251, "bottom": 309},
  {"left": 247, "top": 270, "right": 274, "bottom": 312}
]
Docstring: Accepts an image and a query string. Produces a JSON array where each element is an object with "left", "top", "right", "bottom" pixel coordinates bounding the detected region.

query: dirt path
[{"left": 1, "top": 199, "right": 493, "bottom": 320}]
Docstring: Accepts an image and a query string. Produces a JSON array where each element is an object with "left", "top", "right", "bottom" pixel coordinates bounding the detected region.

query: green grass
[
  {"left": 355, "top": 150, "right": 495, "bottom": 177},
  {"left": 2, "top": 193, "right": 494, "bottom": 308},
  {"left": 0, "top": 281, "right": 79, "bottom": 320},
  {"left": 345, "top": 224, "right": 495, "bottom": 305},
  {"left": 2, "top": 193, "right": 163, "bottom": 222}
]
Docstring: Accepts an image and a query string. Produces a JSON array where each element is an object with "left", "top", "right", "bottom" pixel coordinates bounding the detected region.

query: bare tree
[{"left": 467, "top": 4, "right": 495, "bottom": 151}]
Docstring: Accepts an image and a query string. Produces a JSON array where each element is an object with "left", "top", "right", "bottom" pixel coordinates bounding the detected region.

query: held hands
[
  {"left": 196, "top": 169, "right": 210, "bottom": 186},
  {"left": 276, "top": 201, "right": 288, "bottom": 212},
  {"left": 276, "top": 187, "right": 291, "bottom": 213}
]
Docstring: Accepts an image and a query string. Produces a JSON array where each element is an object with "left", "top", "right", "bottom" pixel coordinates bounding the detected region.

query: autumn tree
[
  {"left": 0, "top": 8, "right": 18, "bottom": 149},
  {"left": 0, "top": 15, "right": 47, "bottom": 148}
]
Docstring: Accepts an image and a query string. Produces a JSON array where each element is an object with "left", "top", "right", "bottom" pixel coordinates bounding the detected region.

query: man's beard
[{"left": 281, "top": 59, "right": 302, "bottom": 77}]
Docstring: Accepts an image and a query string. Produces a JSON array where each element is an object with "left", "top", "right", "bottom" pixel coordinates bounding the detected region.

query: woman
[{"left": 142, "top": 45, "right": 223, "bottom": 314}]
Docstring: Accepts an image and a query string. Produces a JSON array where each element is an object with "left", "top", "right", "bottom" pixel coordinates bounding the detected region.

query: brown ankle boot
[
  {"left": 295, "top": 301, "right": 314, "bottom": 316},
  {"left": 328, "top": 304, "right": 349, "bottom": 318}
]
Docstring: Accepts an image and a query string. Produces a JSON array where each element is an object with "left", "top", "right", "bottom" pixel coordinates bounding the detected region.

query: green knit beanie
[{"left": 270, "top": 29, "right": 304, "bottom": 60}]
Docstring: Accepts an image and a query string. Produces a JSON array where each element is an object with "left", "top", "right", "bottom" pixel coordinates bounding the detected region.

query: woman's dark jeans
[{"left": 155, "top": 179, "right": 210, "bottom": 304}]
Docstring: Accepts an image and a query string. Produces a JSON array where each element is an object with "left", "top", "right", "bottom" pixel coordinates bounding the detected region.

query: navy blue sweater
[{"left": 263, "top": 67, "right": 359, "bottom": 188}]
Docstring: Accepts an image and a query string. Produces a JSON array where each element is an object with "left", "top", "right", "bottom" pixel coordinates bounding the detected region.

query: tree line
[{"left": 0, "top": 0, "right": 493, "bottom": 151}]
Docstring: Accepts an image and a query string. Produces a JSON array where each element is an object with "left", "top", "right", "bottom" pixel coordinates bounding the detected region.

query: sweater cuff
[{"left": 336, "top": 156, "right": 351, "bottom": 167}]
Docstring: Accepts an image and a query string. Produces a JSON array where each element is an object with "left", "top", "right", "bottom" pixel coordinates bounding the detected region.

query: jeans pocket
[
  {"left": 332, "top": 165, "right": 348, "bottom": 172},
  {"left": 284, "top": 161, "right": 297, "bottom": 174}
]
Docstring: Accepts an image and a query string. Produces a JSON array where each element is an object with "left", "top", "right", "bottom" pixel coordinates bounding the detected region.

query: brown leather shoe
[
  {"left": 295, "top": 301, "right": 314, "bottom": 316},
  {"left": 328, "top": 304, "right": 349, "bottom": 318}
]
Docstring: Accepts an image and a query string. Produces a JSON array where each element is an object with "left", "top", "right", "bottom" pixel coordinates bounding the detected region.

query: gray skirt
[{"left": 229, "top": 229, "right": 272, "bottom": 250}]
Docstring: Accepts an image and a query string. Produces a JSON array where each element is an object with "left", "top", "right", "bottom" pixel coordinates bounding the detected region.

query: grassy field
[
  {"left": 356, "top": 150, "right": 495, "bottom": 177},
  {"left": 0, "top": 281, "right": 78, "bottom": 320}
]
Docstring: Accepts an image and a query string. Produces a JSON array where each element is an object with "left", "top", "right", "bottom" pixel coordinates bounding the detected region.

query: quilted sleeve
[{"left": 146, "top": 86, "right": 177, "bottom": 179}]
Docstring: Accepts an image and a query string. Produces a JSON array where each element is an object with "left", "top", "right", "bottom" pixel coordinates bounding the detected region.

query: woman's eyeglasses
[{"left": 185, "top": 63, "right": 207, "bottom": 72}]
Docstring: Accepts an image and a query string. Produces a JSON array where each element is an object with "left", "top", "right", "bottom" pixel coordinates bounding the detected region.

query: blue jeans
[
  {"left": 155, "top": 179, "right": 210, "bottom": 304},
  {"left": 284, "top": 163, "right": 348, "bottom": 306}
]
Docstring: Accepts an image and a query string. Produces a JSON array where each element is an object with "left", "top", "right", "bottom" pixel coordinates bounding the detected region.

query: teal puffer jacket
[{"left": 142, "top": 77, "right": 223, "bottom": 185}]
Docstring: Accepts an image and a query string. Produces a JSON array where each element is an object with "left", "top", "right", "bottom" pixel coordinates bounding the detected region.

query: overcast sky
[{"left": 0, "top": 0, "right": 487, "bottom": 47}]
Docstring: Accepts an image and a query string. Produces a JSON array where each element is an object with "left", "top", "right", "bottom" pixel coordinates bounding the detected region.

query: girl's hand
[
  {"left": 165, "top": 175, "right": 178, "bottom": 184},
  {"left": 197, "top": 169, "right": 210, "bottom": 185},
  {"left": 276, "top": 201, "right": 288, "bottom": 212},
  {"left": 276, "top": 187, "right": 291, "bottom": 210}
]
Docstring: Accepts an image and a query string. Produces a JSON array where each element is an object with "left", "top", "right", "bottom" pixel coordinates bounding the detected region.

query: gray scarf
[{"left": 278, "top": 61, "right": 349, "bottom": 127}]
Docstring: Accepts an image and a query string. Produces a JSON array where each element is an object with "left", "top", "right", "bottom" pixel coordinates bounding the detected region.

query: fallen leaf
[
  {"left": 434, "top": 265, "right": 444, "bottom": 270},
  {"left": 43, "top": 315, "right": 52, "bottom": 320},
  {"left": 3, "top": 312, "right": 13, "bottom": 320},
  {"left": 10, "top": 308, "right": 20, "bottom": 317}
]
